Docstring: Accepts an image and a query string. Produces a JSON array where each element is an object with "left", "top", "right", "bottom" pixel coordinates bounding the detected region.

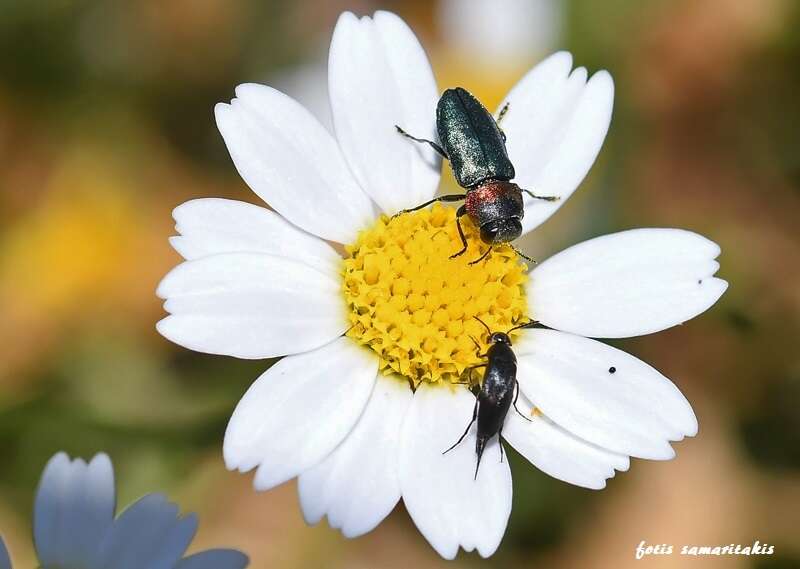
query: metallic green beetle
[{"left": 395, "top": 87, "right": 557, "bottom": 264}]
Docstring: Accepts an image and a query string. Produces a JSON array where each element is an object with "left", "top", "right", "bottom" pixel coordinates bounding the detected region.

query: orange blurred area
[{"left": 1, "top": 0, "right": 798, "bottom": 567}]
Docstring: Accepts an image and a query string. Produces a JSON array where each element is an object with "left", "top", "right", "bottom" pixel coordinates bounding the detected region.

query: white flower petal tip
[
  {"left": 529, "top": 228, "right": 727, "bottom": 338},
  {"left": 399, "top": 385, "right": 512, "bottom": 560},
  {"left": 503, "top": 396, "right": 629, "bottom": 491},
  {"left": 515, "top": 330, "right": 698, "bottom": 461},
  {"left": 329, "top": 11, "right": 441, "bottom": 214},
  {"left": 34, "top": 452, "right": 115, "bottom": 569},
  {"left": 169, "top": 198, "right": 341, "bottom": 275},
  {"left": 499, "top": 51, "right": 614, "bottom": 235},
  {"left": 214, "top": 84, "right": 374, "bottom": 244},
  {"left": 298, "top": 376, "right": 412, "bottom": 538},
  {"left": 156, "top": 252, "right": 347, "bottom": 360},
  {"left": 223, "top": 338, "right": 378, "bottom": 491}
]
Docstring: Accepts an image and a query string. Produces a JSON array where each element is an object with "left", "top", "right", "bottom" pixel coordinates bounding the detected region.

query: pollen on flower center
[{"left": 342, "top": 203, "right": 529, "bottom": 385}]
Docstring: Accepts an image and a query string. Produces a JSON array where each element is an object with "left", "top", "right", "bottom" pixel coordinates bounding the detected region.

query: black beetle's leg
[
  {"left": 395, "top": 126, "right": 448, "bottom": 158},
  {"left": 498, "top": 432, "right": 505, "bottom": 463},
  {"left": 468, "top": 336, "right": 490, "bottom": 359},
  {"left": 443, "top": 396, "right": 479, "bottom": 455},
  {"left": 392, "top": 194, "right": 466, "bottom": 219},
  {"left": 464, "top": 363, "right": 487, "bottom": 374},
  {"left": 521, "top": 188, "right": 560, "bottom": 202},
  {"left": 512, "top": 380, "right": 532, "bottom": 422},
  {"left": 468, "top": 246, "right": 493, "bottom": 265},
  {"left": 510, "top": 244, "right": 537, "bottom": 264},
  {"left": 449, "top": 205, "right": 469, "bottom": 259}
]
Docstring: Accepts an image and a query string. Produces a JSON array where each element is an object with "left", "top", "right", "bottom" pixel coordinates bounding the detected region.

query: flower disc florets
[{"left": 343, "top": 204, "right": 529, "bottom": 385}]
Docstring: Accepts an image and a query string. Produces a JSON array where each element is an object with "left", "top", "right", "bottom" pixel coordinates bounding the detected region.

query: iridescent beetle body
[{"left": 395, "top": 87, "right": 557, "bottom": 264}]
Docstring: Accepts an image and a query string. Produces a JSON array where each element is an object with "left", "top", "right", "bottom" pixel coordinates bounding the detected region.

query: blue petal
[
  {"left": 91, "top": 494, "right": 197, "bottom": 569},
  {"left": 33, "top": 452, "right": 115, "bottom": 569},
  {"left": 0, "top": 535, "right": 12, "bottom": 569},
  {"left": 175, "top": 549, "right": 249, "bottom": 569}
]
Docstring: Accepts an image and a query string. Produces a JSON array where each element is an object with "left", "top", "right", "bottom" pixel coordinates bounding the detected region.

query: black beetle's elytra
[
  {"left": 394, "top": 87, "right": 559, "bottom": 264},
  {"left": 443, "top": 317, "right": 545, "bottom": 479}
]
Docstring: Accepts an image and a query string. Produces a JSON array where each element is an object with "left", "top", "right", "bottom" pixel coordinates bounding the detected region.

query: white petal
[
  {"left": 398, "top": 384, "right": 511, "bottom": 559},
  {"left": 156, "top": 253, "right": 346, "bottom": 359},
  {"left": 528, "top": 228, "right": 728, "bottom": 338},
  {"left": 329, "top": 11, "right": 441, "bottom": 214},
  {"left": 224, "top": 338, "right": 378, "bottom": 490},
  {"left": 298, "top": 376, "right": 412, "bottom": 538},
  {"left": 169, "top": 198, "right": 341, "bottom": 275},
  {"left": 215, "top": 83, "right": 374, "bottom": 244},
  {"left": 34, "top": 453, "right": 115, "bottom": 569},
  {"left": 91, "top": 495, "right": 196, "bottom": 569},
  {"left": 515, "top": 329, "right": 697, "bottom": 460},
  {"left": 503, "top": 393, "right": 629, "bottom": 490},
  {"left": 499, "top": 51, "right": 614, "bottom": 235}
]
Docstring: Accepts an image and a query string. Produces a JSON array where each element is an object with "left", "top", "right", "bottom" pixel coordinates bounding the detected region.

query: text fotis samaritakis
[{"left": 635, "top": 540, "right": 775, "bottom": 560}]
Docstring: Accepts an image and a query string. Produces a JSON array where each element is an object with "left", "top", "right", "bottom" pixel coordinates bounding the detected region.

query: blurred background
[{"left": 1, "top": 0, "right": 798, "bottom": 567}]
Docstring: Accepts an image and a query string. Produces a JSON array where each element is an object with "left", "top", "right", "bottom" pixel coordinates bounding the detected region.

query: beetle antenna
[
  {"left": 506, "top": 320, "right": 540, "bottom": 334},
  {"left": 520, "top": 188, "right": 560, "bottom": 201},
  {"left": 496, "top": 102, "right": 510, "bottom": 124},
  {"left": 510, "top": 245, "right": 537, "bottom": 264},
  {"left": 472, "top": 316, "right": 491, "bottom": 336}
]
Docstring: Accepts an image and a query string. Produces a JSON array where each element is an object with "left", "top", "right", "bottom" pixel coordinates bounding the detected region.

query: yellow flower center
[{"left": 342, "top": 204, "right": 529, "bottom": 386}]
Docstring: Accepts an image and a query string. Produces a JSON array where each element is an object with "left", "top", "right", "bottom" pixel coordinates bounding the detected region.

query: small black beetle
[
  {"left": 444, "top": 317, "right": 541, "bottom": 479},
  {"left": 395, "top": 87, "right": 558, "bottom": 264}
]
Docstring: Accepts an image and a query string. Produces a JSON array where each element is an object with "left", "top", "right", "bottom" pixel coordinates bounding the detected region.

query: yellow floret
[{"left": 342, "top": 204, "right": 529, "bottom": 386}]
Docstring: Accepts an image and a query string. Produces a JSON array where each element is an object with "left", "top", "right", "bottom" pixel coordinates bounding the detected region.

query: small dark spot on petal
[
  {"left": 608, "top": 366, "right": 616, "bottom": 373},
  {"left": 698, "top": 279, "right": 703, "bottom": 284}
]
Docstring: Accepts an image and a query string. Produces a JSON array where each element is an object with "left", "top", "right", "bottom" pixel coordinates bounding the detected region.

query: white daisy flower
[
  {"left": 0, "top": 452, "right": 248, "bottom": 569},
  {"left": 156, "top": 11, "right": 727, "bottom": 559}
]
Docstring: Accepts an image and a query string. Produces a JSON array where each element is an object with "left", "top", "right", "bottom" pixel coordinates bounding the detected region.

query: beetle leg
[
  {"left": 443, "top": 396, "right": 479, "bottom": 455},
  {"left": 512, "top": 380, "right": 532, "bottom": 422},
  {"left": 521, "top": 188, "right": 560, "bottom": 201},
  {"left": 453, "top": 364, "right": 482, "bottom": 387},
  {"left": 468, "top": 246, "right": 493, "bottom": 265},
  {"left": 395, "top": 125, "right": 448, "bottom": 158},
  {"left": 392, "top": 194, "right": 466, "bottom": 218},
  {"left": 461, "top": 363, "right": 486, "bottom": 389},
  {"left": 449, "top": 206, "right": 470, "bottom": 259},
  {"left": 468, "top": 335, "right": 483, "bottom": 353},
  {"left": 498, "top": 432, "right": 505, "bottom": 463}
]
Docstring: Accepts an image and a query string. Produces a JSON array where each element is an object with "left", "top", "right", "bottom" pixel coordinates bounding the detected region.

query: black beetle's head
[
  {"left": 489, "top": 331, "right": 511, "bottom": 345},
  {"left": 480, "top": 218, "right": 522, "bottom": 245}
]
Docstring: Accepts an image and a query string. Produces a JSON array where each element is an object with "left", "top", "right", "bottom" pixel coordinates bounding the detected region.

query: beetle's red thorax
[{"left": 465, "top": 181, "right": 522, "bottom": 217}]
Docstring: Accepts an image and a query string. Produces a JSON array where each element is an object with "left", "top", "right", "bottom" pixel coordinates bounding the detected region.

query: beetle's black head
[
  {"left": 479, "top": 218, "right": 522, "bottom": 245},
  {"left": 489, "top": 331, "right": 511, "bottom": 345}
]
